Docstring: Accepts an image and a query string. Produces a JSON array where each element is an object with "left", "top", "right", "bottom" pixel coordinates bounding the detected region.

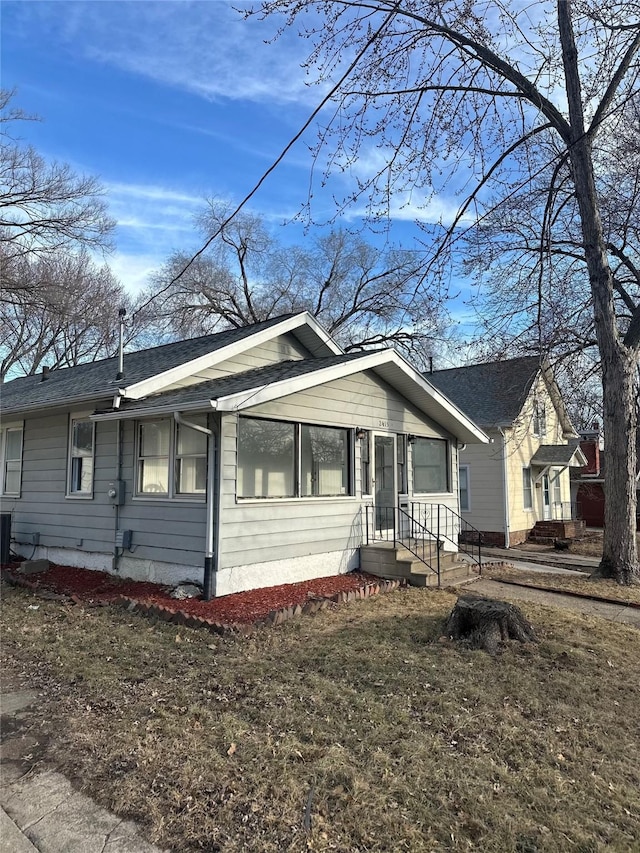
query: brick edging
[{"left": 112, "top": 578, "right": 404, "bottom": 634}]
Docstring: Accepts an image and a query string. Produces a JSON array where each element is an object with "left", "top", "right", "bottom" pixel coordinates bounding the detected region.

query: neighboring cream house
[{"left": 428, "top": 357, "right": 587, "bottom": 546}]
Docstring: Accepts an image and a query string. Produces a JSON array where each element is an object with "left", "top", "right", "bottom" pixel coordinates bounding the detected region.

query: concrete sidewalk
[
  {"left": 470, "top": 578, "right": 640, "bottom": 628},
  {"left": 481, "top": 545, "right": 599, "bottom": 573},
  {"left": 1, "top": 691, "right": 166, "bottom": 853}
]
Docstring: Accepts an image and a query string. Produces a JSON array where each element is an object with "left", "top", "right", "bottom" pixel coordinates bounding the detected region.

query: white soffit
[{"left": 122, "top": 312, "right": 341, "bottom": 401}]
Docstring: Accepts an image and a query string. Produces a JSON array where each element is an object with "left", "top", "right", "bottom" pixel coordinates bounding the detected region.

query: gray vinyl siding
[
  {"left": 157, "top": 334, "right": 310, "bottom": 394},
  {"left": 3, "top": 412, "right": 117, "bottom": 552},
  {"left": 218, "top": 371, "right": 459, "bottom": 569}
]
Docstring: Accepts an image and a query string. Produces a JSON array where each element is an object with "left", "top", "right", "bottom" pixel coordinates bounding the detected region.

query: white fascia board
[
  {"left": 122, "top": 313, "right": 342, "bottom": 401},
  {"left": 214, "top": 349, "right": 489, "bottom": 444},
  {"left": 91, "top": 399, "right": 214, "bottom": 421}
]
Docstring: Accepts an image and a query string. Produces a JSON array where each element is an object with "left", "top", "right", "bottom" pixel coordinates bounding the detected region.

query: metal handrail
[{"left": 364, "top": 504, "right": 441, "bottom": 584}]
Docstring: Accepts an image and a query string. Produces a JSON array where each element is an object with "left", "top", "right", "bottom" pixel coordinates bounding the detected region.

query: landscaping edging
[{"left": 113, "top": 578, "right": 404, "bottom": 634}]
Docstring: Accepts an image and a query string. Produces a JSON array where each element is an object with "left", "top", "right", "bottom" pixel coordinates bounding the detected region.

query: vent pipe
[
  {"left": 116, "top": 308, "right": 126, "bottom": 381},
  {"left": 40, "top": 365, "right": 51, "bottom": 382},
  {"left": 429, "top": 356, "right": 433, "bottom": 375}
]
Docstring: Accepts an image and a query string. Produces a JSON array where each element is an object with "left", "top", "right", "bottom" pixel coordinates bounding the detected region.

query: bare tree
[
  {"left": 143, "top": 201, "right": 447, "bottom": 358},
  {"left": 249, "top": 1, "right": 640, "bottom": 583},
  {"left": 1, "top": 249, "right": 134, "bottom": 380},
  {"left": 0, "top": 89, "right": 114, "bottom": 268}
]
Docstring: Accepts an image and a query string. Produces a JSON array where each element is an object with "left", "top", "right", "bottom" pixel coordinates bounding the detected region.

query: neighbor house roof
[
  {"left": 0, "top": 313, "right": 342, "bottom": 416},
  {"left": 427, "top": 356, "right": 541, "bottom": 428},
  {"left": 530, "top": 444, "right": 587, "bottom": 467},
  {"left": 427, "top": 355, "right": 577, "bottom": 437}
]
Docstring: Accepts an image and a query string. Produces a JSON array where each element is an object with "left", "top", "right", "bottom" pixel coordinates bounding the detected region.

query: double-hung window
[
  {"left": 68, "top": 416, "right": 95, "bottom": 496},
  {"left": 533, "top": 399, "right": 546, "bottom": 436},
  {"left": 412, "top": 437, "right": 449, "bottom": 493},
  {"left": 237, "top": 416, "right": 352, "bottom": 499},
  {"left": 1, "top": 424, "right": 23, "bottom": 496},
  {"left": 136, "top": 416, "right": 207, "bottom": 498}
]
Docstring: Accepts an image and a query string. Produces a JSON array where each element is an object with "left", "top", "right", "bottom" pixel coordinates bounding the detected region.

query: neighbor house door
[
  {"left": 373, "top": 433, "right": 397, "bottom": 534},
  {"left": 542, "top": 473, "right": 551, "bottom": 520}
]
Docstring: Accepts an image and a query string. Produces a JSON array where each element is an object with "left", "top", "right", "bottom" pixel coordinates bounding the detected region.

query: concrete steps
[{"left": 361, "top": 542, "right": 476, "bottom": 588}]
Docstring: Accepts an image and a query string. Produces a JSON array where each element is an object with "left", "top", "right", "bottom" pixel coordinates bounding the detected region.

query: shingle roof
[
  {"left": 0, "top": 315, "right": 298, "bottom": 414},
  {"left": 530, "top": 444, "right": 586, "bottom": 467},
  {"left": 107, "top": 352, "right": 384, "bottom": 414},
  {"left": 427, "top": 356, "right": 541, "bottom": 428}
]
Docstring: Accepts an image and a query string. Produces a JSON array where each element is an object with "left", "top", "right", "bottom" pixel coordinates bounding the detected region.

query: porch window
[
  {"left": 68, "top": 417, "right": 95, "bottom": 496},
  {"left": 301, "top": 425, "right": 349, "bottom": 496},
  {"left": 360, "top": 431, "right": 371, "bottom": 495},
  {"left": 459, "top": 465, "right": 470, "bottom": 511},
  {"left": 237, "top": 416, "right": 353, "bottom": 499},
  {"left": 397, "top": 434, "right": 407, "bottom": 494},
  {"left": 1, "top": 424, "right": 23, "bottom": 496},
  {"left": 412, "top": 437, "right": 449, "bottom": 493},
  {"left": 522, "top": 467, "right": 533, "bottom": 510},
  {"left": 136, "top": 416, "right": 208, "bottom": 498}
]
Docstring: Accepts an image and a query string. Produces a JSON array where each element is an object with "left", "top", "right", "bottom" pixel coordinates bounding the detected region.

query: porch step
[{"left": 360, "top": 543, "right": 476, "bottom": 588}]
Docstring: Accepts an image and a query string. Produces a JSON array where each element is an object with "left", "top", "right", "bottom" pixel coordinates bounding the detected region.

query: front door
[
  {"left": 373, "top": 433, "right": 396, "bottom": 534},
  {"left": 542, "top": 473, "right": 551, "bottom": 520}
]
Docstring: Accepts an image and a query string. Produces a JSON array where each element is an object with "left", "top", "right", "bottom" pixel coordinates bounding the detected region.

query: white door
[
  {"left": 373, "top": 433, "right": 397, "bottom": 535},
  {"left": 542, "top": 473, "right": 551, "bottom": 520}
]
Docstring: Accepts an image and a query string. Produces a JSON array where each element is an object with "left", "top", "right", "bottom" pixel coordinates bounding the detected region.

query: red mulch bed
[{"left": 1, "top": 561, "right": 381, "bottom": 624}]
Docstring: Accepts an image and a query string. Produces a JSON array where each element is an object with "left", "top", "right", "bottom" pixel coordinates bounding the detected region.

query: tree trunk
[{"left": 559, "top": 0, "right": 639, "bottom": 584}]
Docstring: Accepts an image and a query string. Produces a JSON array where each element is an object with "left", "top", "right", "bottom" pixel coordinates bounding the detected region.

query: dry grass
[
  {"left": 2, "top": 582, "right": 640, "bottom": 853},
  {"left": 483, "top": 565, "right": 640, "bottom": 606},
  {"left": 517, "top": 531, "right": 640, "bottom": 559}
]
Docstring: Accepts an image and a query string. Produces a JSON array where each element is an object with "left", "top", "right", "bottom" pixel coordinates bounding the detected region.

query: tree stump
[{"left": 443, "top": 596, "right": 537, "bottom": 653}]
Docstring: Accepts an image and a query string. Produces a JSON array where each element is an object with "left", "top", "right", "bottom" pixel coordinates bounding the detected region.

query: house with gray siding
[{"left": 1, "top": 312, "right": 488, "bottom": 596}]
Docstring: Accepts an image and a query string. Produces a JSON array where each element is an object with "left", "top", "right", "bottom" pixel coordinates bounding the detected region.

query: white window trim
[
  {"left": 532, "top": 399, "right": 547, "bottom": 437},
  {"left": 459, "top": 464, "right": 471, "bottom": 512},
  {"left": 410, "top": 436, "right": 451, "bottom": 495},
  {"left": 0, "top": 421, "right": 24, "bottom": 497},
  {"left": 66, "top": 412, "right": 96, "bottom": 499},
  {"left": 134, "top": 417, "right": 208, "bottom": 501}
]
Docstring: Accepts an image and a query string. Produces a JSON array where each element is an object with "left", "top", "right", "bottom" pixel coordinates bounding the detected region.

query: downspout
[
  {"left": 173, "top": 412, "right": 217, "bottom": 600},
  {"left": 499, "top": 428, "right": 511, "bottom": 548}
]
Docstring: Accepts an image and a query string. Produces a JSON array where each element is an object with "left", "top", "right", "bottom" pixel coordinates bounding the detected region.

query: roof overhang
[
  {"left": 120, "top": 312, "right": 342, "bottom": 401},
  {"left": 93, "top": 349, "right": 489, "bottom": 444},
  {"left": 530, "top": 444, "right": 588, "bottom": 468}
]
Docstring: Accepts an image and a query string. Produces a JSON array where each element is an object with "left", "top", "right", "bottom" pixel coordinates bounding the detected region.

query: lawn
[{"left": 2, "top": 583, "right": 640, "bottom": 852}]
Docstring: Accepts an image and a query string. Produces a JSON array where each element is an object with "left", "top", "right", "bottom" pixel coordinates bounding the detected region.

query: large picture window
[
  {"left": 68, "top": 417, "right": 95, "bottom": 496},
  {"left": 136, "top": 416, "right": 207, "bottom": 498},
  {"left": 1, "top": 424, "right": 23, "bottom": 496},
  {"left": 412, "top": 437, "right": 449, "bottom": 493},
  {"left": 237, "top": 417, "right": 352, "bottom": 499}
]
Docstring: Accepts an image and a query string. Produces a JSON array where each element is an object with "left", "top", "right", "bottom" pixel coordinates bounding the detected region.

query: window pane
[
  {"left": 177, "top": 421, "right": 207, "bottom": 456},
  {"left": 459, "top": 466, "right": 469, "bottom": 511},
  {"left": 413, "top": 438, "right": 448, "bottom": 493},
  {"left": 72, "top": 421, "right": 94, "bottom": 456},
  {"left": 301, "top": 425, "right": 349, "bottom": 497},
  {"left": 5, "top": 429, "right": 22, "bottom": 460},
  {"left": 4, "top": 460, "right": 21, "bottom": 494},
  {"left": 140, "top": 421, "right": 170, "bottom": 457},
  {"left": 522, "top": 467, "right": 533, "bottom": 509},
  {"left": 71, "top": 456, "right": 94, "bottom": 493},
  {"left": 176, "top": 456, "right": 207, "bottom": 494},
  {"left": 360, "top": 431, "right": 370, "bottom": 495},
  {"left": 138, "top": 458, "right": 169, "bottom": 494},
  {"left": 238, "top": 418, "right": 295, "bottom": 498}
]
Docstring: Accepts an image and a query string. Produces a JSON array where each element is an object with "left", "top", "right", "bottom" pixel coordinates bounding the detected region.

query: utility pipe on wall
[{"left": 173, "top": 412, "right": 217, "bottom": 600}]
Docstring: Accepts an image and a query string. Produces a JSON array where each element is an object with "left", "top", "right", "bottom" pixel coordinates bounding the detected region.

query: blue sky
[{"left": 2, "top": 0, "right": 470, "bottom": 320}]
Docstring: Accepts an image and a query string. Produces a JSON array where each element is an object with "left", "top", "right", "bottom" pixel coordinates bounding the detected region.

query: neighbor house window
[
  {"left": 459, "top": 465, "right": 470, "bottom": 511},
  {"left": 533, "top": 399, "right": 546, "bottom": 436},
  {"left": 522, "top": 467, "right": 533, "bottom": 510},
  {"left": 136, "top": 416, "right": 207, "bottom": 498},
  {"left": 412, "top": 437, "right": 449, "bottom": 493},
  {"left": 67, "top": 417, "right": 95, "bottom": 496},
  {"left": 237, "top": 416, "right": 353, "bottom": 499},
  {"left": 1, "top": 424, "right": 23, "bottom": 496}
]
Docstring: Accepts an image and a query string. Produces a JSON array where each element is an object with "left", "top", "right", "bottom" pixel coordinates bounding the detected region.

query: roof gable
[{"left": 0, "top": 313, "right": 342, "bottom": 415}]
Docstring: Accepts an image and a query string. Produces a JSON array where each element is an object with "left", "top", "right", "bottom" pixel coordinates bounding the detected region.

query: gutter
[
  {"left": 499, "top": 428, "right": 511, "bottom": 548},
  {"left": 173, "top": 412, "right": 219, "bottom": 601}
]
